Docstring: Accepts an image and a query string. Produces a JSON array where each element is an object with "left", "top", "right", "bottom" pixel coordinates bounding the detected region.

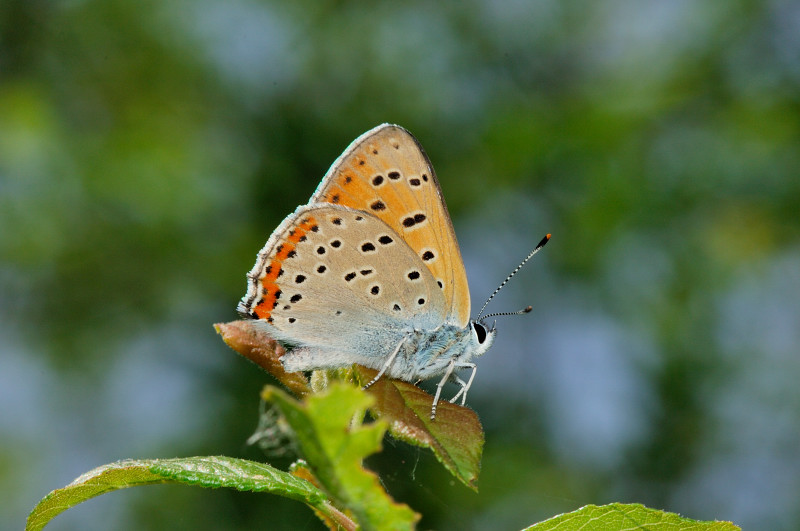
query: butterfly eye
[{"left": 473, "top": 322, "right": 487, "bottom": 344}]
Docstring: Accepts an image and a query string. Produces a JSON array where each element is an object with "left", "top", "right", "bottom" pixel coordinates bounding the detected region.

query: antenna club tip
[
  {"left": 524, "top": 306, "right": 533, "bottom": 313},
  {"left": 536, "top": 234, "right": 551, "bottom": 249}
]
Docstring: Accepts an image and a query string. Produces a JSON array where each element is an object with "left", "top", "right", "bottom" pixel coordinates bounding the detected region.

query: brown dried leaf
[{"left": 214, "top": 320, "right": 311, "bottom": 397}]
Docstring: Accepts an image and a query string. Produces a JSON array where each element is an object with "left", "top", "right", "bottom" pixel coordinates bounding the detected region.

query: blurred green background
[{"left": 2, "top": 1, "right": 799, "bottom": 529}]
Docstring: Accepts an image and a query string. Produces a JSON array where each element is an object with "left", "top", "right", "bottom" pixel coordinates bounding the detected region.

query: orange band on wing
[{"left": 254, "top": 216, "right": 318, "bottom": 321}]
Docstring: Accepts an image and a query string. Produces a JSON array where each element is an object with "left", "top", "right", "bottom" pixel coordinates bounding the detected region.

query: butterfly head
[{"left": 468, "top": 319, "right": 497, "bottom": 357}]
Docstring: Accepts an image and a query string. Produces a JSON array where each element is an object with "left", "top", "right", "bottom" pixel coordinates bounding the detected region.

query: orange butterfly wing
[{"left": 309, "top": 124, "right": 471, "bottom": 327}]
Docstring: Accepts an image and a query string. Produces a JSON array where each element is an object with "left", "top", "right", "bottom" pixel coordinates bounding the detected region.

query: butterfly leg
[
  {"left": 449, "top": 376, "right": 467, "bottom": 403},
  {"left": 449, "top": 363, "right": 477, "bottom": 405},
  {"left": 362, "top": 337, "right": 406, "bottom": 390},
  {"left": 430, "top": 360, "right": 458, "bottom": 420}
]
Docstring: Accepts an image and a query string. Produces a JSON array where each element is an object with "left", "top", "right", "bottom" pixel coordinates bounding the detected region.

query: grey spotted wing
[{"left": 239, "top": 204, "right": 447, "bottom": 369}]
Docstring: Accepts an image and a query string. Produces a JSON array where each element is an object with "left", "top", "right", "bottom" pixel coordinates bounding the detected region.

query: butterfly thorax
[{"left": 386, "top": 321, "right": 496, "bottom": 381}]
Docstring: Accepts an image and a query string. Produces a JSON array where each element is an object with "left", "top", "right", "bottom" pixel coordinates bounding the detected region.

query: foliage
[
  {"left": 26, "top": 321, "right": 741, "bottom": 529},
  {"left": 28, "top": 373, "right": 739, "bottom": 530},
  {"left": 527, "top": 503, "right": 738, "bottom": 531}
]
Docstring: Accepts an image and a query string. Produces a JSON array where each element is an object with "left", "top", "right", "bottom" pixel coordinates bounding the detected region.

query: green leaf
[
  {"left": 26, "top": 456, "right": 346, "bottom": 531},
  {"left": 524, "top": 503, "right": 740, "bottom": 531},
  {"left": 265, "top": 383, "right": 420, "bottom": 531},
  {"left": 354, "top": 365, "right": 484, "bottom": 491}
]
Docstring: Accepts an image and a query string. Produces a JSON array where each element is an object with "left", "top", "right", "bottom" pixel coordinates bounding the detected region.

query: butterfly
[{"left": 238, "top": 124, "right": 549, "bottom": 419}]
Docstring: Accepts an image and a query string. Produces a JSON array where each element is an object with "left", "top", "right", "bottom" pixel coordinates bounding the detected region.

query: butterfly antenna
[
  {"left": 481, "top": 306, "right": 533, "bottom": 321},
  {"left": 476, "top": 234, "right": 550, "bottom": 321}
]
